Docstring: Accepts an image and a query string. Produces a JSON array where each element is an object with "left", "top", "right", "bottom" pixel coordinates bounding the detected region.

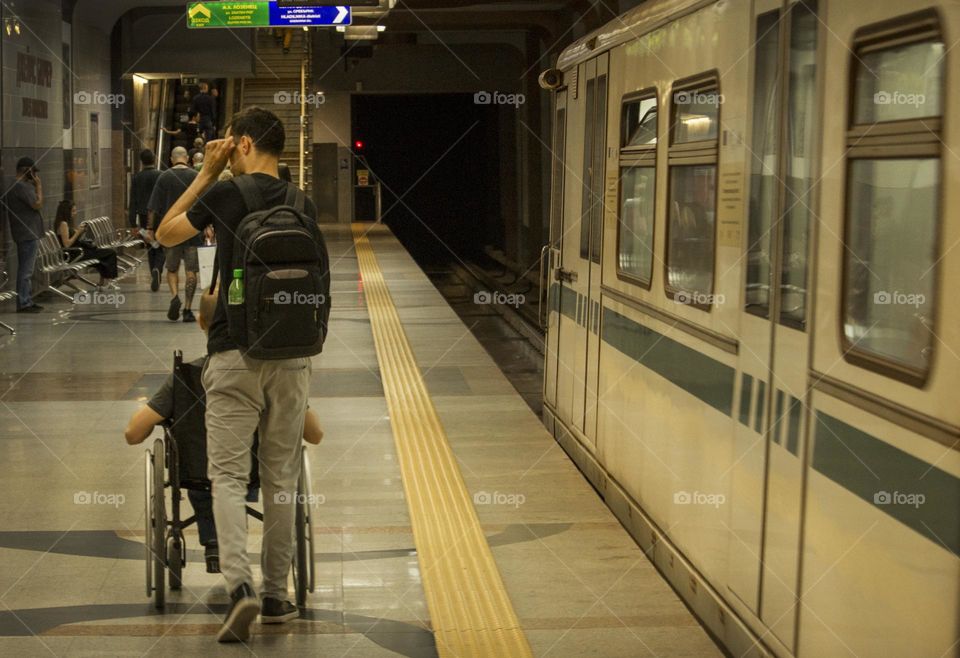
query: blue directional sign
[{"left": 269, "top": 3, "right": 351, "bottom": 26}]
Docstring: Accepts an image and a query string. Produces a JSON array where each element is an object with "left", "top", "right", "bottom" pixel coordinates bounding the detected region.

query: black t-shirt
[
  {"left": 172, "top": 122, "right": 200, "bottom": 149},
  {"left": 186, "top": 173, "right": 318, "bottom": 355},
  {"left": 147, "top": 357, "right": 207, "bottom": 418}
]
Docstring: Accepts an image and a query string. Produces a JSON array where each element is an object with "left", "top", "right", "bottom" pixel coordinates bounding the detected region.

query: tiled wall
[{"left": 1, "top": 1, "right": 115, "bottom": 284}]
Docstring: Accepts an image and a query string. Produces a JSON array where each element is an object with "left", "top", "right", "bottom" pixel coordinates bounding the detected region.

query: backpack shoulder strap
[
  {"left": 284, "top": 183, "right": 306, "bottom": 214},
  {"left": 233, "top": 175, "right": 265, "bottom": 214}
]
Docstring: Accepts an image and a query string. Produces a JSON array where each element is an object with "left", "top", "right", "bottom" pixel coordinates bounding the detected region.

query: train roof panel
[{"left": 556, "top": 0, "right": 716, "bottom": 70}]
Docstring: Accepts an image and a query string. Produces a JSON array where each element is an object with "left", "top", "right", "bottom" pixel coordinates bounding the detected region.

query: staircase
[{"left": 241, "top": 28, "right": 312, "bottom": 191}]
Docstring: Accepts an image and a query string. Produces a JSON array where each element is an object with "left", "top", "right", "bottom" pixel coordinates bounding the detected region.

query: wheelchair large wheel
[
  {"left": 144, "top": 450, "right": 153, "bottom": 597},
  {"left": 302, "top": 449, "right": 316, "bottom": 593},
  {"left": 152, "top": 438, "right": 167, "bottom": 609}
]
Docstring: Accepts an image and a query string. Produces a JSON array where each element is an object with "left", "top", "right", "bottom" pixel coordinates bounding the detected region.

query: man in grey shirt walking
[{"left": 4, "top": 157, "right": 45, "bottom": 312}]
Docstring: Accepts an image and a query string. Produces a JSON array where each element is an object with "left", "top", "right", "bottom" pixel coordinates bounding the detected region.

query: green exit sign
[{"left": 187, "top": 2, "right": 271, "bottom": 29}]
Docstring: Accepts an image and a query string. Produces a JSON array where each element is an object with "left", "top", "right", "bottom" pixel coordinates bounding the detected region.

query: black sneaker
[
  {"left": 260, "top": 597, "right": 299, "bottom": 624},
  {"left": 217, "top": 582, "right": 258, "bottom": 643},
  {"left": 150, "top": 269, "right": 160, "bottom": 292},
  {"left": 182, "top": 309, "right": 196, "bottom": 323},
  {"left": 17, "top": 304, "right": 42, "bottom": 313},
  {"left": 167, "top": 296, "right": 181, "bottom": 321},
  {"left": 204, "top": 544, "right": 220, "bottom": 574}
]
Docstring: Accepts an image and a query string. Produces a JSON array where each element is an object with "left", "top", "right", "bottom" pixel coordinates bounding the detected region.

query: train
[{"left": 539, "top": 0, "right": 959, "bottom": 656}]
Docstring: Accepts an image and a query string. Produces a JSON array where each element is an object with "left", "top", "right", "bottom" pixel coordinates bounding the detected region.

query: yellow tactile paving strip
[{"left": 352, "top": 224, "right": 534, "bottom": 658}]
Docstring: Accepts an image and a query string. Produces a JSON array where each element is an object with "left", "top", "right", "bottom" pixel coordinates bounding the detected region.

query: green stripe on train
[
  {"left": 552, "top": 290, "right": 958, "bottom": 555},
  {"left": 601, "top": 307, "right": 735, "bottom": 416},
  {"left": 812, "top": 413, "right": 959, "bottom": 557}
]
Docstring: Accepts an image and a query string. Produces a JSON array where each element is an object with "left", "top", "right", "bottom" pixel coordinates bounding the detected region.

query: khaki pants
[{"left": 202, "top": 350, "right": 311, "bottom": 599}]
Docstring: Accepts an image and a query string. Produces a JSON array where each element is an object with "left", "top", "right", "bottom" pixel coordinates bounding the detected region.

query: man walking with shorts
[
  {"left": 156, "top": 107, "right": 317, "bottom": 642},
  {"left": 147, "top": 146, "right": 199, "bottom": 322}
]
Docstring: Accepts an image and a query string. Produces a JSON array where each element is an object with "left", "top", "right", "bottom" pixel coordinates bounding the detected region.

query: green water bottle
[{"left": 228, "top": 269, "right": 244, "bottom": 305}]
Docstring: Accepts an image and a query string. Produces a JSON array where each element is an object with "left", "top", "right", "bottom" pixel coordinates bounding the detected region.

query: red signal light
[{"left": 354, "top": 140, "right": 364, "bottom": 150}]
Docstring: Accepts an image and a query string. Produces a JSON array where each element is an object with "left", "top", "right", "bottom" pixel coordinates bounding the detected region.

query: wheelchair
[{"left": 144, "top": 351, "right": 317, "bottom": 610}]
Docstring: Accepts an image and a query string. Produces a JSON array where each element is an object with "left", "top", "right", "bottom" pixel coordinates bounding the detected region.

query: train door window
[
  {"left": 590, "top": 75, "right": 609, "bottom": 264},
  {"left": 617, "top": 90, "right": 658, "bottom": 286},
  {"left": 745, "top": 9, "right": 782, "bottom": 318},
  {"left": 550, "top": 105, "right": 567, "bottom": 249},
  {"left": 779, "top": 0, "right": 819, "bottom": 328},
  {"left": 842, "top": 10, "right": 943, "bottom": 384},
  {"left": 580, "top": 78, "right": 596, "bottom": 259},
  {"left": 666, "top": 74, "right": 721, "bottom": 305},
  {"left": 745, "top": 1, "right": 820, "bottom": 326}
]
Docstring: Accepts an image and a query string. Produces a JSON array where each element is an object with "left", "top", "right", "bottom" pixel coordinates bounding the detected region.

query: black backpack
[{"left": 225, "top": 175, "right": 330, "bottom": 359}]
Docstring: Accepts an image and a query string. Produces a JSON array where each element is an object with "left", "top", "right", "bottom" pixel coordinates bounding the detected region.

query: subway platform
[{"left": 0, "top": 224, "right": 720, "bottom": 657}]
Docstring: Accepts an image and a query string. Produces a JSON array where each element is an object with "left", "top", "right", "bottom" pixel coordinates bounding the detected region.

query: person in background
[
  {"left": 147, "top": 147, "right": 200, "bottom": 323},
  {"left": 123, "top": 291, "right": 324, "bottom": 573},
  {"left": 193, "top": 152, "right": 205, "bottom": 171},
  {"left": 189, "top": 137, "right": 206, "bottom": 161},
  {"left": 54, "top": 201, "right": 119, "bottom": 288},
  {"left": 129, "top": 149, "right": 164, "bottom": 291},
  {"left": 210, "top": 87, "right": 221, "bottom": 137},
  {"left": 191, "top": 82, "right": 217, "bottom": 142},
  {"left": 3, "top": 157, "right": 45, "bottom": 312},
  {"left": 164, "top": 111, "right": 201, "bottom": 153}
]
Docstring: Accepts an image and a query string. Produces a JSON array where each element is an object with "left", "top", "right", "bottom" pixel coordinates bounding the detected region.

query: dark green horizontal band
[
  {"left": 548, "top": 284, "right": 957, "bottom": 554},
  {"left": 813, "top": 412, "right": 959, "bottom": 557},
  {"left": 601, "top": 307, "right": 735, "bottom": 416}
]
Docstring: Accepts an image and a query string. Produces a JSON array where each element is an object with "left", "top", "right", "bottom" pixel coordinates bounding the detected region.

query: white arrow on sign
[{"left": 334, "top": 6, "right": 348, "bottom": 24}]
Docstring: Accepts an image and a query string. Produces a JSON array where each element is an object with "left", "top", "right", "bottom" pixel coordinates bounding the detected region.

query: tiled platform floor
[{"left": 0, "top": 224, "right": 721, "bottom": 657}]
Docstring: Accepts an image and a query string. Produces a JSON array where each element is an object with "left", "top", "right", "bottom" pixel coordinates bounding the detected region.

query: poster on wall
[{"left": 89, "top": 112, "right": 100, "bottom": 188}]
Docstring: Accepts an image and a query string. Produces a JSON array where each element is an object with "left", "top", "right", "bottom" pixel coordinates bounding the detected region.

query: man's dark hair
[
  {"left": 228, "top": 106, "right": 285, "bottom": 157},
  {"left": 140, "top": 149, "right": 156, "bottom": 166}
]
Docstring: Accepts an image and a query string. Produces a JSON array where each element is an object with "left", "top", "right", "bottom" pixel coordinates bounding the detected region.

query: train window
[
  {"left": 844, "top": 158, "right": 938, "bottom": 374},
  {"left": 853, "top": 41, "right": 944, "bottom": 124},
  {"left": 617, "top": 89, "right": 658, "bottom": 287},
  {"left": 671, "top": 81, "right": 720, "bottom": 144},
  {"left": 618, "top": 167, "right": 656, "bottom": 285},
  {"left": 622, "top": 96, "right": 658, "bottom": 147},
  {"left": 666, "top": 73, "right": 720, "bottom": 305},
  {"left": 842, "top": 10, "right": 943, "bottom": 384},
  {"left": 667, "top": 166, "right": 716, "bottom": 297}
]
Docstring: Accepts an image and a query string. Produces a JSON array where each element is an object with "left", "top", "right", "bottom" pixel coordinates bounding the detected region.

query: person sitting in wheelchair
[{"left": 124, "top": 291, "right": 324, "bottom": 573}]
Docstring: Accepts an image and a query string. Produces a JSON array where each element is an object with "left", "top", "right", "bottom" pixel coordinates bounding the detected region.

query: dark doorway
[{"left": 351, "top": 94, "right": 503, "bottom": 266}]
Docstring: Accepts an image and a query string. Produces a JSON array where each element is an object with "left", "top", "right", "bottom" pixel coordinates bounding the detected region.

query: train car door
[
  {"left": 727, "top": 0, "right": 822, "bottom": 651},
  {"left": 543, "top": 90, "right": 567, "bottom": 411},
  {"left": 554, "top": 54, "right": 608, "bottom": 443}
]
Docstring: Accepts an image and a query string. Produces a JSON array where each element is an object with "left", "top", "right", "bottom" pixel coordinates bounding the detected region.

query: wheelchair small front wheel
[{"left": 167, "top": 535, "right": 183, "bottom": 591}]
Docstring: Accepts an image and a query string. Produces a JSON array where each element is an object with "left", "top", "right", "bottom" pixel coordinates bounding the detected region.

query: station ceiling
[{"left": 71, "top": 0, "right": 633, "bottom": 36}]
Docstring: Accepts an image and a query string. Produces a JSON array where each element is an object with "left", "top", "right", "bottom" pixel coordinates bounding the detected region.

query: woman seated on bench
[
  {"left": 54, "top": 200, "right": 119, "bottom": 287},
  {"left": 124, "top": 292, "right": 324, "bottom": 572}
]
